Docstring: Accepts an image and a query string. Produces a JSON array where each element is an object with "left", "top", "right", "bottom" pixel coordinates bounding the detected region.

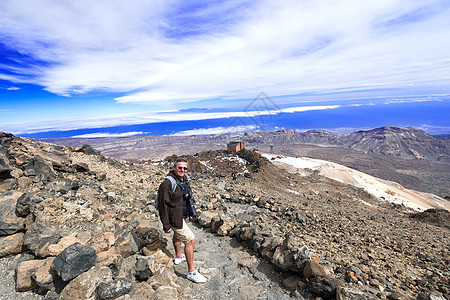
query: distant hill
[
  {"left": 42, "top": 126, "right": 450, "bottom": 162},
  {"left": 433, "top": 134, "right": 450, "bottom": 139},
  {"left": 240, "top": 126, "right": 450, "bottom": 162}
]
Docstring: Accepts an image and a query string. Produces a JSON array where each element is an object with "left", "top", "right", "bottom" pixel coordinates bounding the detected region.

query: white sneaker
[
  {"left": 174, "top": 254, "right": 186, "bottom": 265},
  {"left": 187, "top": 270, "right": 207, "bottom": 283}
]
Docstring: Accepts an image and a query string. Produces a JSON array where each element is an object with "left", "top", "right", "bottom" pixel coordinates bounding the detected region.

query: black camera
[{"left": 185, "top": 193, "right": 197, "bottom": 217}]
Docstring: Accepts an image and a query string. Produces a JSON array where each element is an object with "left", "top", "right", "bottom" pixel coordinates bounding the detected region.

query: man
[{"left": 157, "top": 159, "right": 207, "bottom": 283}]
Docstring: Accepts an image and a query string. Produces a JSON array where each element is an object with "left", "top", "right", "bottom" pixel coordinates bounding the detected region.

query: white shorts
[{"left": 172, "top": 219, "right": 195, "bottom": 244}]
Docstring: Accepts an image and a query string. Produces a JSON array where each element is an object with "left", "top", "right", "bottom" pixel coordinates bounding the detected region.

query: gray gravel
[{"left": 0, "top": 254, "right": 43, "bottom": 300}]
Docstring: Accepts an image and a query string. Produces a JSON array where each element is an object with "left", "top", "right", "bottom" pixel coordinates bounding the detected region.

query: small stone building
[{"left": 227, "top": 141, "right": 245, "bottom": 153}]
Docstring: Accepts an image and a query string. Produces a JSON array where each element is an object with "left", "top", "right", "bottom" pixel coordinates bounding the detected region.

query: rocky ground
[{"left": 0, "top": 131, "right": 449, "bottom": 299}]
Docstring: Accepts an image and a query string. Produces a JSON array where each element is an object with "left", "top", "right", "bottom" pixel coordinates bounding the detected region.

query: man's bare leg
[
  {"left": 185, "top": 237, "right": 195, "bottom": 272},
  {"left": 173, "top": 236, "right": 183, "bottom": 258}
]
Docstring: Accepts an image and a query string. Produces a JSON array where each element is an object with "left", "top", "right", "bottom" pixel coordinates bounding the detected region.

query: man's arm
[{"left": 157, "top": 179, "right": 172, "bottom": 232}]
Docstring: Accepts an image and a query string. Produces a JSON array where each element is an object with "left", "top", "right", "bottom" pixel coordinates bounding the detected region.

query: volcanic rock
[
  {"left": 51, "top": 243, "right": 98, "bottom": 281},
  {"left": 58, "top": 266, "right": 112, "bottom": 300},
  {"left": 0, "top": 191, "right": 25, "bottom": 236},
  {"left": 25, "top": 157, "right": 56, "bottom": 182},
  {"left": 97, "top": 277, "right": 135, "bottom": 300},
  {"left": 306, "top": 276, "right": 341, "bottom": 299},
  {"left": 15, "top": 192, "right": 43, "bottom": 217},
  {"left": 271, "top": 236, "right": 303, "bottom": 272}
]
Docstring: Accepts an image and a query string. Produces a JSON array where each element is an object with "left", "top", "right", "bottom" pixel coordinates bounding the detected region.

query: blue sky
[{"left": 1, "top": 0, "right": 450, "bottom": 137}]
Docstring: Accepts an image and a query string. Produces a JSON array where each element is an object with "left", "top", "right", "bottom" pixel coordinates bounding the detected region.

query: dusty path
[{"left": 166, "top": 221, "right": 294, "bottom": 300}]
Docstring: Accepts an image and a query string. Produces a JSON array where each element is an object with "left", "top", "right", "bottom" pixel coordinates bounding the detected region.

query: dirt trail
[{"left": 165, "top": 222, "right": 294, "bottom": 300}]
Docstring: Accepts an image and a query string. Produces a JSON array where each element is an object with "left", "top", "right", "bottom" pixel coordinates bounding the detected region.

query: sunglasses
[{"left": 177, "top": 166, "right": 188, "bottom": 171}]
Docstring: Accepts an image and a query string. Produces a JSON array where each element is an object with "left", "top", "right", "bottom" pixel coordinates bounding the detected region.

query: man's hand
[{"left": 165, "top": 228, "right": 172, "bottom": 233}]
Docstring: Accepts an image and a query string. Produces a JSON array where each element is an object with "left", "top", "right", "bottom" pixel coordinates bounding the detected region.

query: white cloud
[
  {"left": 6, "top": 87, "right": 21, "bottom": 90},
  {"left": 383, "top": 97, "right": 443, "bottom": 105},
  {"left": 417, "top": 125, "right": 450, "bottom": 135},
  {"left": 281, "top": 105, "right": 341, "bottom": 113},
  {"left": 71, "top": 131, "right": 145, "bottom": 138},
  {"left": 169, "top": 125, "right": 257, "bottom": 136},
  {"left": 2, "top": 104, "right": 341, "bottom": 134},
  {"left": 1, "top": 0, "right": 450, "bottom": 106}
]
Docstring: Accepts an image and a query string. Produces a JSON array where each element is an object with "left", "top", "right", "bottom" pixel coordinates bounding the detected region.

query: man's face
[{"left": 174, "top": 161, "right": 188, "bottom": 179}]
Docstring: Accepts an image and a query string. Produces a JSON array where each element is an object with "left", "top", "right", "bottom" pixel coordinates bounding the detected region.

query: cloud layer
[
  {"left": 1, "top": 0, "right": 450, "bottom": 107},
  {"left": 2, "top": 104, "right": 341, "bottom": 134}
]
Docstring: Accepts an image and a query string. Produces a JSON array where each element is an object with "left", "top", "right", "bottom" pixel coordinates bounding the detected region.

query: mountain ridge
[{"left": 41, "top": 126, "right": 450, "bottom": 162}]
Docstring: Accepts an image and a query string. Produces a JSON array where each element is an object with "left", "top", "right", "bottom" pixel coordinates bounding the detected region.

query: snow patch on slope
[{"left": 263, "top": 154, "right": 449, "bottom": 212}]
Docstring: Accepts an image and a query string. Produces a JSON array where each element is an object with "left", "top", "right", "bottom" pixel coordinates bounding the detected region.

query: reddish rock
[
  {"left": 130, "top": 281, "right": 155, "bottom": 299},
  {"left": 32, "top": 257, "right": 55, "bottom": 290},
  {"left": 16, "top": 260, "right": 44, "bottom": 291},
  {"left": 303, "top": 260, "right": 327, "bottom": 280},
  {"left": 43, "top": 235, "right": 82, "bottom": 257},
  {"left": 149, "top": 249, "right": 174, "bottom": 269},
  {"left": 0, "top": 232, "right": 24, "bottom": 257},
  {"left": 98, "top": 247, "right": 123, "bottom": 274},
  {"left": 89, "top": 231, "right": 115, "bottom": 253}
]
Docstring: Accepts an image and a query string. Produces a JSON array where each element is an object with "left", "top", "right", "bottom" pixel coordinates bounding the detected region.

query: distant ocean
[{"left": 22, "top": 97, "right": 450, "bottom": 139}]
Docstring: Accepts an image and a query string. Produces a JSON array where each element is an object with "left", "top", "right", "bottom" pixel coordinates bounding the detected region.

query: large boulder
[
  {"left": 23, "top": 222, "right": 68, "bottom": 257},
  {"left": 78, "top": 144, "right": 101, "bottom": 156},
  {"left": 42, "top": 235, "right": 83, "bottom": 257},
  {"left": 197, "top": 210, "right": 219, "bottom": 227},
  {"left": 0, "top": 152, "right": 13, "bottom": 180},
  {"left": 16, "top": 259, "right": 42, "bottom": 291},
  {"left": 97, "top": 277, "right": 135, "bottom": 300},
  {"left": 0, "top": 232, "right": 24, "bottom": 257},
  {"left": 52, "top": 243, "right": 98, "bottom": 281},
  {"left": 0, "top": 191, "right": 25, "bottom": 236},
  {"left": 25, "top": 157, "right": 56, "bottom": 182},
  {"left": 114, "top": 226, "right": 141, "bottom": 258},
  {"left": 271, "top": 236, "right": 303, "bottom": 272},
  {"left": 32, "top": 257, "right": 56, "bottom": 290},
  {"left": 15, "top": 192, "right": 43, "bottom": 217},
  {"left": 303, "top": 260, "right": 327, "bottom": 280},
  {"left": 306, "top": 276, "right": 341, "bottom": 299},
  {"left": 59, "top": 266, "right": 113, "bottom": 300}
]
